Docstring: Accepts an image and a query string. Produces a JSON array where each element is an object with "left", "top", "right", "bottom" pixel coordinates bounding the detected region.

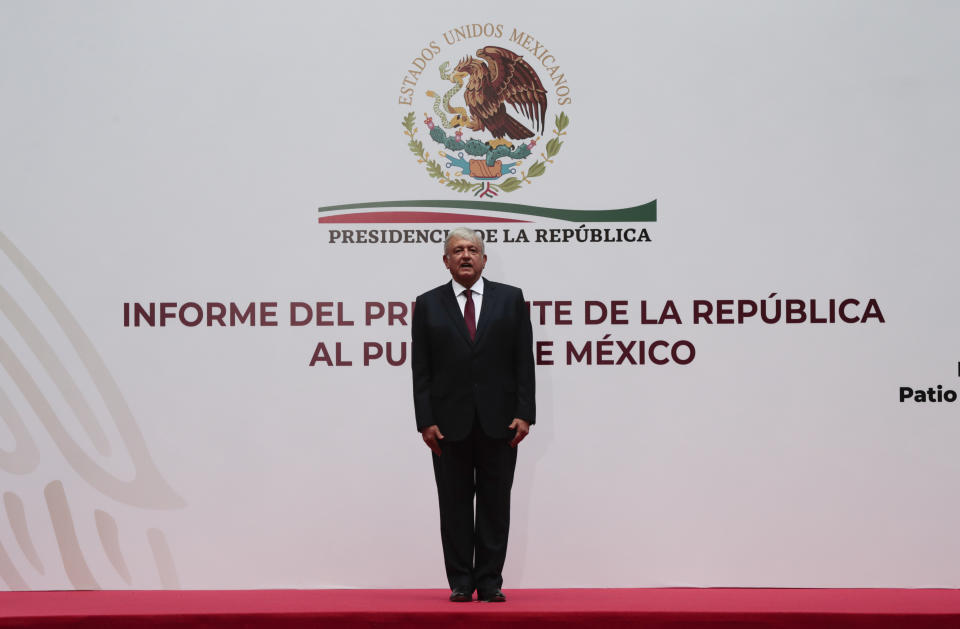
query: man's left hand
[{"left": 508, "top": 418, "right": 530, "bottom": 448}]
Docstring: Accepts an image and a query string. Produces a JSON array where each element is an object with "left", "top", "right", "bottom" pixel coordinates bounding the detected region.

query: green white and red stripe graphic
[{"left": 316, "top": 200, "right": 657, "bottom": 224}]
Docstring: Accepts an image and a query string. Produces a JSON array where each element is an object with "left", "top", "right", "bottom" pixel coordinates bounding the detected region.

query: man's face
[{"left": 443, "top": 237, "right": 486, "bottom": 287}]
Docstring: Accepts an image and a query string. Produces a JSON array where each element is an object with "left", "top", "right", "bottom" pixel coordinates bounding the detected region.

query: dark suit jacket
[{"left": 412, "top": 278, "right": 535, "bottom": 441}]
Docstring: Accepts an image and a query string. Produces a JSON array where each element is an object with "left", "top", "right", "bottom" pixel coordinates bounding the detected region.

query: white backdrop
[{"left": 2, "top": 0, "right": 959, "bottom": 590}]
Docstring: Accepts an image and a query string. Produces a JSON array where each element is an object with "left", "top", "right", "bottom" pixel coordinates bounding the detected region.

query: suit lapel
[{"left": 440, "top": 281, "right": 473, "bottom": 346}]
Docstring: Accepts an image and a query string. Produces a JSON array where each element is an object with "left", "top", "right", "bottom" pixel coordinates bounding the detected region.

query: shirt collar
[{"left": 452, "top": 276, "right": 484, "bottom": 297}]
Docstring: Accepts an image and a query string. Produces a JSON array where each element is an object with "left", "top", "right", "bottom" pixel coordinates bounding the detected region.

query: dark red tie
[{"left": 464, "top": 289, "right": 476, "bottom": 341}]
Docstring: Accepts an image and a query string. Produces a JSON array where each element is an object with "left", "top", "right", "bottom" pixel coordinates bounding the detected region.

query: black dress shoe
[
  {"left": 478, "top": 589, "right": 506, "bottom": 602},
  {"left": 449, "top": 588, "right": 473, "bottom": 602}
]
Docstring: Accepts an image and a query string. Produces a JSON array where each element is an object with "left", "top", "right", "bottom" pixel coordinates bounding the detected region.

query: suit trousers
[{"left": 431, "top": 417, "right": 518, "bottom": 593}]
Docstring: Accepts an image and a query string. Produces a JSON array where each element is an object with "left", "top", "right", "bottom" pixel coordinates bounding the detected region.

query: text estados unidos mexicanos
[
  {"left": 326, "top": 227, "right": 651, "bottom": 245},
  {"left": 398, "top": 25, "right": 572, "bottom": 107}
]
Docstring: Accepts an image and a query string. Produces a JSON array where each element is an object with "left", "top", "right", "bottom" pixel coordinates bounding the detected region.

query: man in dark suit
[{"left": 411, "top": 227, "right": 535, "bottom": 603}]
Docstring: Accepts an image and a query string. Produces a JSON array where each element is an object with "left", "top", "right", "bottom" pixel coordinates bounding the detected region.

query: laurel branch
[{"left": 403, "top": 111, "right": 568, "bottom": 195}]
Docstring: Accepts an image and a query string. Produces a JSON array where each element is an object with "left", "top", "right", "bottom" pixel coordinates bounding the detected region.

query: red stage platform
[{"left": 2, "top": 588, "right": 960, "bottom": 628}]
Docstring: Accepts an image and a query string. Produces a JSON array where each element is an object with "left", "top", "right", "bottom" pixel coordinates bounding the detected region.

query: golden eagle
[{"left": 451, "top": 46, "right": 548, "bottom": 141}]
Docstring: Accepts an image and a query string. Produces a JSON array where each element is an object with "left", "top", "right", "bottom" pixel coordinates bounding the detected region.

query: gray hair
[{"left": 444, "top": 227, "right": 485, "bottom": 254}]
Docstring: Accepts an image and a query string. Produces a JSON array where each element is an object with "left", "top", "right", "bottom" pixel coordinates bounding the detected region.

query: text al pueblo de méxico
[{"left": 123, "top": 296, "right": 886, "bottom": 368}]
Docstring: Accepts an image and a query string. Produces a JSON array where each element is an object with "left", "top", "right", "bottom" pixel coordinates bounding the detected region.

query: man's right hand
[{"left": 421, "top": 425, "right": 444, "bottom": 455}]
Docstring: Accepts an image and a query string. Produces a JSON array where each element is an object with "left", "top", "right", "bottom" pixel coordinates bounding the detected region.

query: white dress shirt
[{"left": 451, "top": 276, "right": 484, "bottom": 319}]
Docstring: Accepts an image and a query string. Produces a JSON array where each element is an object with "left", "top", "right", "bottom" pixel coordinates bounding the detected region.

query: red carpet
[{"left": 2, "top": 588, "right": 960, "bottom": 627}]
